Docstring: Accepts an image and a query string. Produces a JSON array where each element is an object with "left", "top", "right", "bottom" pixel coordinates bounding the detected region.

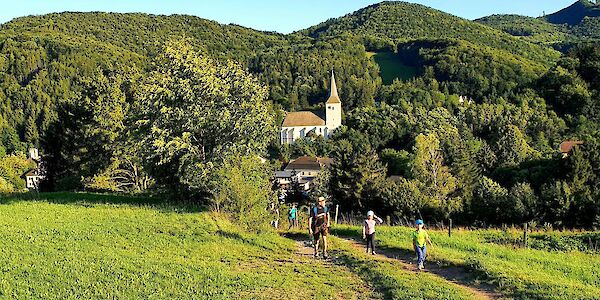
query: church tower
[{"left": 325, "top": 70, "right": 342, "bottom": 134}]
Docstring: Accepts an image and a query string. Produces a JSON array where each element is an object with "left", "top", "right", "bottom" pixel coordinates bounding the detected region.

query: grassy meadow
[
  {"left": 0, "top": 193, "right": 369, "bottom": 299},
  {"left": 332, "top": 225, "right": 600, "bottom": 300},
  {"left": 1, "top": 192, "right": 598, "bottom": 299}
]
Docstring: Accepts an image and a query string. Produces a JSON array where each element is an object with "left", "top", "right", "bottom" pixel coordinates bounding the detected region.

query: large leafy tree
[
  {"left": 44, "top": 69, "right": 129, "bottom": 190},
  {"left": 329, "top": 136, "right": 387, "bottom": 212},
  {"left": 134, "top": 40, "right": 276, "bottom": 196},
  {"left": 412, "top": 133, "right": 460, "bottom": 219}
]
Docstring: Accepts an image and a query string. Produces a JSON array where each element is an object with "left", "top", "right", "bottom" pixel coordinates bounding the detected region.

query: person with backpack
[
  {"left": 309, "top": 196, "right": 330, "bottom": 258},
  {"left": 362, "top": 210, "right": 383, "bottom": 255},
  {"left": 288, "top": 204, "right": 298, "bottom": 229}
]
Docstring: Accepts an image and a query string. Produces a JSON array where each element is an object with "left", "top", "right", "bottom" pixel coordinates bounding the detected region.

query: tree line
[{"left": 0, "top": 12, "right": 597, "bottom": 228}]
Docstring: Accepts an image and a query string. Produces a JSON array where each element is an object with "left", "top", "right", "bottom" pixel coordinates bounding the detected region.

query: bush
[
  {"left": 0, "top": 177, "right": 14, "bottom": 193},
  {"left": 211, "top": 155, "right": 275, "bottom": 231}
]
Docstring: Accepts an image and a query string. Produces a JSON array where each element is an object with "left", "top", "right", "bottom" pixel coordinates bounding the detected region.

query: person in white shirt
[{"left": 362, "top": 210, "right": 384, "bottom": 255}]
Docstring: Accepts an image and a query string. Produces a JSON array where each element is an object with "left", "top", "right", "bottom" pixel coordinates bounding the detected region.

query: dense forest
[
  {"left": 0, "top": 1, "right": 598, "bottom": 228},
  {"left": 477, "top": 0, "right": 600, "bottom": 51}
]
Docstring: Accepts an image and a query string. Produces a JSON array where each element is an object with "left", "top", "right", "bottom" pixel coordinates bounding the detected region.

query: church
[{"left": 280, "top": 70, "right": 342, "bottom": 144}]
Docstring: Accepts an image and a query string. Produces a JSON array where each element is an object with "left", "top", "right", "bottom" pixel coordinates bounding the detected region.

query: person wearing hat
[
  {"left": 362, "top": 210, "right": 384, "bottom": 255},
  {"left": 412, "top": 219, "right": 433, "bottom": 270},
  {"left": 309, "top": 196, "right": 330, "bottom": 258}
]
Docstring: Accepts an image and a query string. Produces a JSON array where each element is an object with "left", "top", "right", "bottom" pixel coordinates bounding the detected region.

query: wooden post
[
  {"left": 448, "top": 218, "right": 452, "bottom": 237},
  {"left": 523, "top": 223, "right": 528, "bottom": 248},
  {"left": 335, "top": 204, "right": 339, "bottom": 224}
]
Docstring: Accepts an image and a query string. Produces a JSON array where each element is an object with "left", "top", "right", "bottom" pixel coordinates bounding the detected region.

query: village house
[
  {"left": 23, "top": 148, "right": 46, "bottom": 190},
  {"left": 280, "top": 70, "right": 342, "bottom": 144},
  {"left": 559, "top": 140, "right": 584, "bottom": 158},
  {"left": 275, "top": 156, "right": 332, "bottom": 191}
]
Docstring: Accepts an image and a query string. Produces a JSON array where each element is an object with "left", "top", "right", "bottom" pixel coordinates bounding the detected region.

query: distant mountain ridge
[
  {"left": 545, "top": 0, "right": 600, "bottom": 25},
  {"left": 301, "top": 1, "right": 558, "bottom": 65},
  {"left": 477, "top": 0, "right": 600, "bottom": 50}
]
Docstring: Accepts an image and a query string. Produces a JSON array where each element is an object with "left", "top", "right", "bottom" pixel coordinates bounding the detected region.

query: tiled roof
[
  {"left": 560, "top": 141, "right": 584, "bottom": 153},
  {"left": 282, "top": 111, "right": 325, "bottom": 127}
]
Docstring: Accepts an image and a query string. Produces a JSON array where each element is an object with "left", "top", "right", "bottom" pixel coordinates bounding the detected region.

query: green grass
[
  {"left": 368, "top": 51, "right": 419, "bottom": 84},
  {"left": 327, "top": 236, "right": 482, "bottom": 300},
  {"left": 3, "top": 192, "right": 597, "bottom": 299},
  {"left": 0, "top": 193, "right": 370, "bottom": 299},
  {"left": 333, "top": 225, "right": 600, "bottom": 300}
]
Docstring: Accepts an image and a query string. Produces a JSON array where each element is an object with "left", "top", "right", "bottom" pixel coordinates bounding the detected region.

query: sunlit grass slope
[
  {"left": 333, "top": 225, "right": 600, "bottom": 299},
  {"left": 0, "top": 193, "right": 369, "bottom": 299}
]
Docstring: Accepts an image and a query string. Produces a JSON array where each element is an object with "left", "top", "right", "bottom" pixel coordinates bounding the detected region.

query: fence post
[
  {"left": 448, "top": 218, "right": 452, "bottom": 237},
  {"left": 523, "top": 223, "right": 528, "bottom": 248},
  {"left": 335, "top": 204, "right": 339, "bottom": 224}
]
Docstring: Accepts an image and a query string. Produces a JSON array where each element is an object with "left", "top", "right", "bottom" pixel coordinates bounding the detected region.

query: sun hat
[
  {"left": 415, "top": 219, "right": 424, "bottom": 225},
  {"left": 367, "top": 210, "right": 374, "bottom": 217}
]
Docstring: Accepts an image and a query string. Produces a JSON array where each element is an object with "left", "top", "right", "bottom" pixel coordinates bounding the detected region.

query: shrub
[{"left": 211, "top": 155, "right": 275, "bottom": 231}]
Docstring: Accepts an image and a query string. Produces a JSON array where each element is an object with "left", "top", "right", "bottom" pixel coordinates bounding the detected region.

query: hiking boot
[
  {"left": 323, "top": 252, "right": 328, "bottom": 259},
  {"left": 371, "top": 251, "right": 376, "bottom": 255}
]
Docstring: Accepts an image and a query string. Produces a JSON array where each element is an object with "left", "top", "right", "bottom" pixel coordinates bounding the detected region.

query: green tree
[
  {"left": 329, "top": 139, "right": 386, "bottom": 212},
  {"left": 412, "top": 134, "right": 460, "bottom": 219},
  {"left": 495, "top": 124, "right": 538, "bottom": 167},
  {"left": 472, "top": 177, "right": 509, "bottom": 224},
  {"left": 44, "top": 69, "right": 129, "bottom": 189},
  {"left": 134, "top": 40, "right": 276, "bottom": 197},
  {"left": 541, "top": 181, "right": 573, "bottom": 227},
  {"left": 212, "top": 155, "right": 274, "bottom": 230},
  {"left": 508, "top": 182, "right": 538, "bottom": 223}
]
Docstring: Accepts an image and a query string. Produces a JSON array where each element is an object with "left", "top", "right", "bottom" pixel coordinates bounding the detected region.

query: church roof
[
  {"left": 326, "top": 70, "right": 341, "bottom": 104},
  {"left": 282, "top": 111, "right": 325, "bottom": 127}
]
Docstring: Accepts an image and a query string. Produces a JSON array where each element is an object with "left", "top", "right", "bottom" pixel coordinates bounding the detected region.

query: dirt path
[
  {"left": 284, "top": 232, "right": 384, "bottom": 299},
  {"left": 340, "top": 237, "right": 503, "bottom": 300}
]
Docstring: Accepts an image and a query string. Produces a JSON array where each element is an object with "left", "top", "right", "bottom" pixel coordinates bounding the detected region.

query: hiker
[
  {"left": 362, "top": 210, "right": 383, "bottom": 255},
  {"left": 270, "top": 202, "right": 280, "bottom": 229},
  {"left": 309, "top": 196, "right": 330, "bottom": 258},
  {"left": 412, "top": 219, "right": 433, "bottom": 270},
  {"left": 288, "top": 204, "right": 298, "bottom": 229}
]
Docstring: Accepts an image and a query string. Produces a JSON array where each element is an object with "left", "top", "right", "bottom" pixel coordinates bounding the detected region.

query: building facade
[
  {"left": 280, "top": 70, "right": 342, "bottom": 144},
  {"left": 275, "top": 156, "right": 332, "bottom": 191}
]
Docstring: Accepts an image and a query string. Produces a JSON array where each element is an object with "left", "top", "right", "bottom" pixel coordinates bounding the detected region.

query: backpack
[{"left": 312, "top": 205, "right": 328, "bottom": 218}]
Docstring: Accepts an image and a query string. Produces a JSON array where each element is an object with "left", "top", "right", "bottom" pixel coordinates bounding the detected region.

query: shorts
[{"left": 312, "top": 225, "right": 329, "bottom": 239}]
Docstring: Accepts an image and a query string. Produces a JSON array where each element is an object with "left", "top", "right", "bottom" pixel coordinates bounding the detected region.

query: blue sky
[{"left": 0, "top": 0, "right": 577, "bottom": 33}]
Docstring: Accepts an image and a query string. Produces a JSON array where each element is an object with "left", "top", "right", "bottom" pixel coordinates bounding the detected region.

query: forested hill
[
  {"left": 1, "top": 12, "right": 288, "bottom": 60},
  {"left": 301, "top": 1, "right": 560, "bottom": 65},
  {"left": 1, "top": 3, "right": 599, "bottom": 228},
  {"left": 477, "top": 1, "right": 600, "bottom": 50}
]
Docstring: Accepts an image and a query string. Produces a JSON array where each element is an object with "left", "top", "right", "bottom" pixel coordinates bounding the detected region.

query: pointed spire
[{"left": 327, "top": 69, "right": 341, "bottom": 104}]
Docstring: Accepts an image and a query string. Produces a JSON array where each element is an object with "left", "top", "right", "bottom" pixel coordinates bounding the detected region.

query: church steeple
[
  {"left": 326, "top": 69, "right": 341, "bottom": 104},
  {"left": 325, "top": 69, "right": 342, "bottom": 134}
]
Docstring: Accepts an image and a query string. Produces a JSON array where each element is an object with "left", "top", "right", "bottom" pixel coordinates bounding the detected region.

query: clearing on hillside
[{"left": 368, "top": 52, "right": 419, "bottom": 84}]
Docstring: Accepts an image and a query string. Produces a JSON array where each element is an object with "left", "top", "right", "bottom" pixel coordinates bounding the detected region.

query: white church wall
[{"left": 280, "top": 126, "right": 327, "bottom": 144}]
